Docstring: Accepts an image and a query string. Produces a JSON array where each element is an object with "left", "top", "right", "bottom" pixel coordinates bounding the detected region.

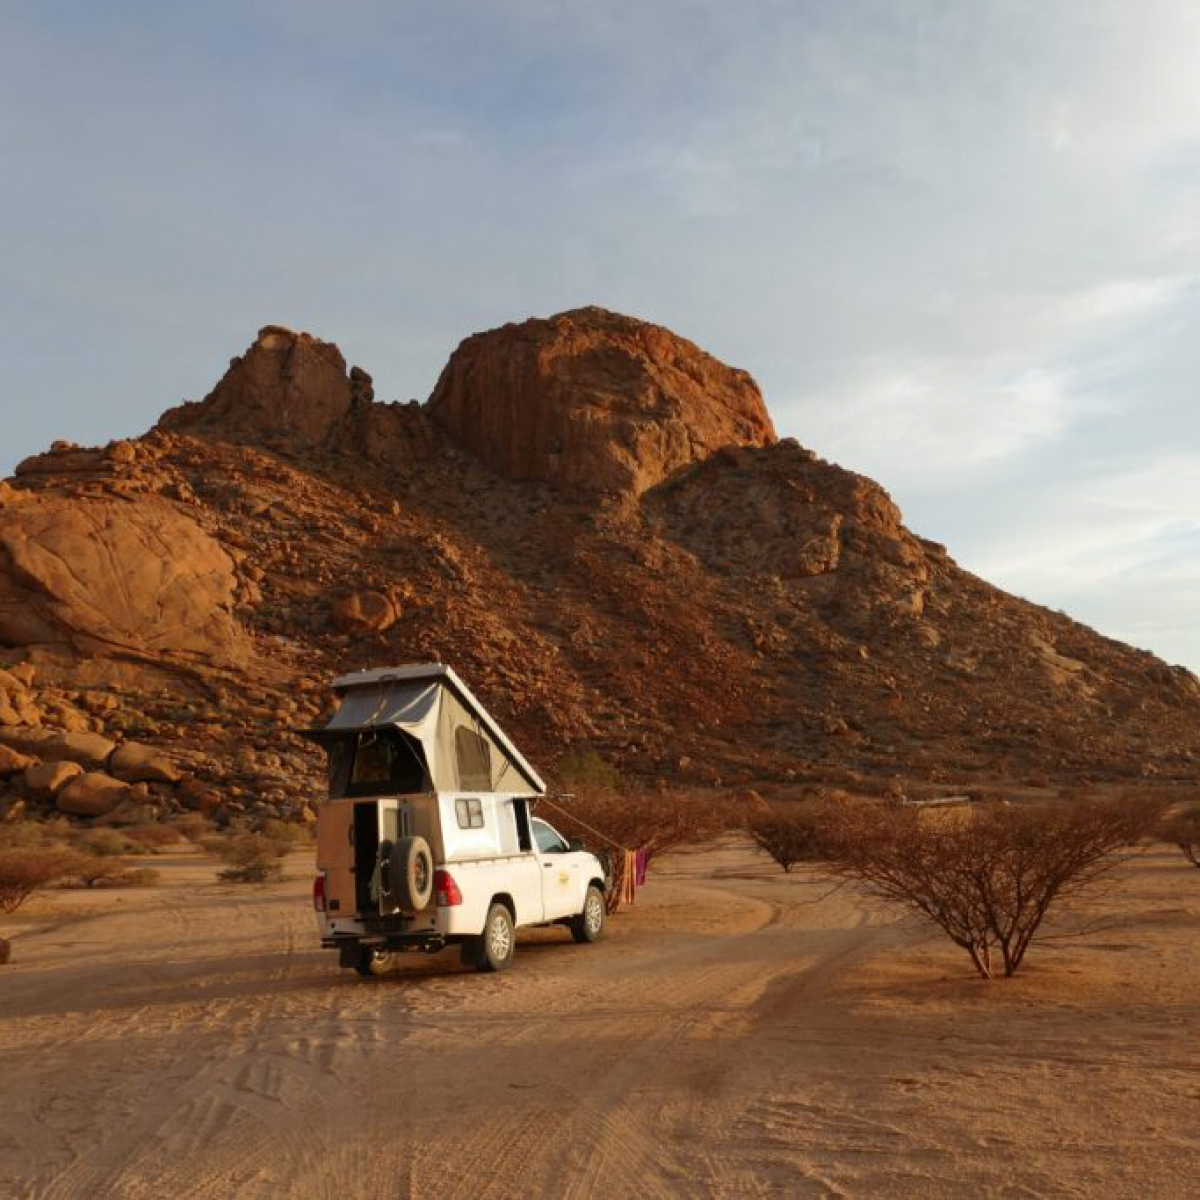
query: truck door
[
  {"left": 375, "top": 799, "right": 407, "bottom": 916},
  {"left": 506, "top": 798, "right": 544, "bottom": 925},
  {"left": 316, "top": 801, "right": 356, "bottom": 917},
  {"left": 533, "top": 818, "right": 581, "bottom": 921}
]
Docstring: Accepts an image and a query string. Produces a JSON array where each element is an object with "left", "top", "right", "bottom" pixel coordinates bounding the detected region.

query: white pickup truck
[
  {"left": 304, "top": 664, "right": 608, "bottom": 976},
  {"left": 312, "top": 795, "right": 607, "bottom": 975}
]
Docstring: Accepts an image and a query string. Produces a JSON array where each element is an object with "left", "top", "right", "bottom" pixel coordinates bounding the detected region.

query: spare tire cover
[{"left": 389, "top": 835, "right": 434, "bottom": 911}]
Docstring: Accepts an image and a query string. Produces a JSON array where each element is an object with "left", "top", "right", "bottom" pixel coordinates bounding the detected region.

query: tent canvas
[{"left": 303, "top": 664, "right": 545, "bottom": 795}]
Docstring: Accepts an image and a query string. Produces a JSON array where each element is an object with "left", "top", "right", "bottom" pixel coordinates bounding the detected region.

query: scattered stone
[
  {"left": 56, "top": 771, "right": 131, "bottom": 818},
  {"left": 0, "top": 727, "right": 57, "bottom": 758},
  {"left": 331, "top": 590, "right": 399, "bottom": 634},
  {"left": 41, "top": 731, "right": 116, "bottom": 771},
  {"left": 0, "top": 743, "right": 35, "bottom": 776},
  {"left": 1, "top": 798, "right": 27, "bottom": 823},
  {"left": 97, "top": 797, "right": 162, "bottom": 826},
  {"left": 24, "top": 760, "right": 84, "bottom": 800},
  {"left": 109, "top": 741, "right": 182, "bottom": 784}
]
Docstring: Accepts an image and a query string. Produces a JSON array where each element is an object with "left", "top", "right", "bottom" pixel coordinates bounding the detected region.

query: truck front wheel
[{"left": 570, "top": 885, "right": 606, "bottom": 944}]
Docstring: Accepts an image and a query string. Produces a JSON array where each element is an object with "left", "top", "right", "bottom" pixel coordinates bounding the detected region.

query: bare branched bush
[
  {"left": 0, "top": 849, "right": 66, "bottom": 913},
  {"left": 545, "top": 787, "right": 741, "bottom": 866},
  {"left": 1160, "top": 807, "right": 1200, "bottom": 867},
  {"left": 815, "top": 795, "right": 1164, "bottom": 979},
  {"left": 748, "top": 805, "right": 830, "bottom": 872},
  {"left": 60, "top": 850, "right": 135, "bottom": 889},
  {"left": 543, "top": 786, "right": 743, "bottom": 912},
  {"left": 210, "top": 833, "right": 289, "bottom": 883}
]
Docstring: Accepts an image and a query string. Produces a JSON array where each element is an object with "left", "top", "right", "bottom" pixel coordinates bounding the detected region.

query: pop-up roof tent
[{"left": 303, "top": 664, "right": 545, "bottom": 796}]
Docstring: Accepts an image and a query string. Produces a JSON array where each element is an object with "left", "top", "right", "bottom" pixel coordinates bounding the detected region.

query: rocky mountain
[{"left": 2, "top": 307, "right": 1197, "bottom": 823}]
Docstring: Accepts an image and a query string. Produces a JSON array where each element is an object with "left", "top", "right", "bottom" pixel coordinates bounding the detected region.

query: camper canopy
[{"left": 303, "top": 663, "right": 545, "bottom": 796}]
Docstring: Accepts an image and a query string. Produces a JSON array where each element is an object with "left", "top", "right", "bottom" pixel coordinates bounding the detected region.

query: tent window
[
  {"left": 346, "top": 728, "right": 426, "bottom": 797},
  {"left": 455, "top": 726, "right": 492, "bottom": 791}
]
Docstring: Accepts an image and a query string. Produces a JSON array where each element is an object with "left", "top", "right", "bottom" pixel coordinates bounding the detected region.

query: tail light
[
  {"left": 312, "top": 874, "right": 327, "bottom": 912},
  {"left": 434, "top": 869, "right": 463, "bottom": 907}
]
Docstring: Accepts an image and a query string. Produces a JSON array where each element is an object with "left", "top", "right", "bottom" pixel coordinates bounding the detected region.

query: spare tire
[{"left": 388, "top": 835, "right": 434, "bottom": 911}]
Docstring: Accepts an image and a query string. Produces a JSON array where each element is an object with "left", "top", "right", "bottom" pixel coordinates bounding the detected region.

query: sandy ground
[{"left": 2, "top": 836, "right": 1198, "bottom": 1198}]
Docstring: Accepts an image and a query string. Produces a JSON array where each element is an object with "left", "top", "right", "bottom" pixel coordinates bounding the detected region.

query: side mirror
[{"left": 568, "top": 837, "right": 583, "bottom": 853}]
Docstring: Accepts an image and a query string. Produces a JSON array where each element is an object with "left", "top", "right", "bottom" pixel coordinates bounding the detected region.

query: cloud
[
  {"left": 781, "top": 364, "right": 1079, "bottom": 490},
  {"left": 950, "top": 452, "right": 1200, "bottom": 668},
  {"left": 3, "top": 1, "right": 1200, "bottom": 670}
]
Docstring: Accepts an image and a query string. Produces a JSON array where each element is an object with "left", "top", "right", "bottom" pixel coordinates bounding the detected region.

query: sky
[{"left": 2, "top": 1, "right": 1198, "bottom": 670}]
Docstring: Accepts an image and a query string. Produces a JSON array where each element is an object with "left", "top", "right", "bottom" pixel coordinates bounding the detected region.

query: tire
[
  {"left": 472, "top": 902, "right": 515, "bottom": 973},
  {"left": 570, "top": 885, "right": 606, "bottom": 944},
  {"left": 384, "top": 836, "right": 434, "bottom": 912},
  {"left": 353, "top": 947, "right": 396, "bottom": 977}
]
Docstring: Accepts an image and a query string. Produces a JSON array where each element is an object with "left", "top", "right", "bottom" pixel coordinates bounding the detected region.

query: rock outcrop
[
  {"left": 428, "top": 307, "right": 777, "bottom": 495},
  {"left": 159, "top": 326, "right": 357, "bottom": 449},
  {"left": 0, "top": 492, "right": 247, "bottom": 665}
]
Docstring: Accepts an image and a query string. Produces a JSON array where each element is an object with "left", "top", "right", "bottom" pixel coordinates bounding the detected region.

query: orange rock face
[
  {"left": 158, "top": 326, "right": 356, "bottom": 448},
  {"left": 0, "top": 493, "right": 247, "bottom": 665},
  {"left": 2, "top": 305, "right": 1199, "bottom": 820},
  {"left": 428, "top": 307, "right": 777, "bottom": 495}
]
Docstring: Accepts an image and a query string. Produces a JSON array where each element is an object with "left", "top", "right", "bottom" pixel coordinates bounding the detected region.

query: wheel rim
[
  {"left": 585, "top": 893, "right": 603, "bottom": 933},
  {"left": 414, "top": 855, "right": 429, "bottom": 893},
  {"left": 488, "top": 912, "right": 512, "bottom": 960}
]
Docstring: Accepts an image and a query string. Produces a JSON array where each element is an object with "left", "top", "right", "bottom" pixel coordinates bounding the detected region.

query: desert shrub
[
  {"left": 169, "top": 814, "right": 212, "bottom": 845},
  {"left": 748, "top": 805, "right": 830, "bottom": 872},
  {"left": 814, "top": 794, "right": 1165, "bottom": 979},
  {"left": 60, "top": 850, "right": 133, "bottom": 889},
  {"left": 211, "top": 833, "right": 288, "bottom": 883},
  {"left": 120, "top": 866, "right": 161, "bottom": 887},
  {"left": 253, "top": 817, "right": 313, "bottom": 845},
  {"left": 0, "top": 849, "right": 67, "bottom": 912},
  {"left": 0, "top": 820, "right": 51, "bottom": 851},
  {"left": 1159, "top": 807, "right": 1200, "bottom": 867},
  {"left": 123, "top": 823, "right": 181, "bottom": 851},
  {"left": 73, "top": 828, "right": 133, "bottom": 858},
  {"left": 555, "top": 749, "right": 623, "bottom": 791}
]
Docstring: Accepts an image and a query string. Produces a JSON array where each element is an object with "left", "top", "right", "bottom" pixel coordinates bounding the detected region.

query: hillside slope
[{"left": 2, "top": 308, "right": 1197, "bottom": 820}]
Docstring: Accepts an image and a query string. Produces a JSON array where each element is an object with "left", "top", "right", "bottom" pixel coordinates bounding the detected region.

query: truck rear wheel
[
  {"left": 353, "top": 948, "right": 396, "bottom": 977},
  {"left": 471, "top": 902, "right": 515, "bottom": 973}
]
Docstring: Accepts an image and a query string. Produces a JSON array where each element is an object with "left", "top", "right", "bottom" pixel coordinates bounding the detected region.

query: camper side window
[
  {"left": 455, "top": 798, "right": 484, "bottom": 829},
  {"left": 455, "top": 726, "right": 492, "bottom": 791}
]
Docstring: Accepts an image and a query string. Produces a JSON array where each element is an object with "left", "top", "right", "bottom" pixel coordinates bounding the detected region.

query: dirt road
[{"left": 2, "top": 838, "right": 1198, "bottom": 1197}]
